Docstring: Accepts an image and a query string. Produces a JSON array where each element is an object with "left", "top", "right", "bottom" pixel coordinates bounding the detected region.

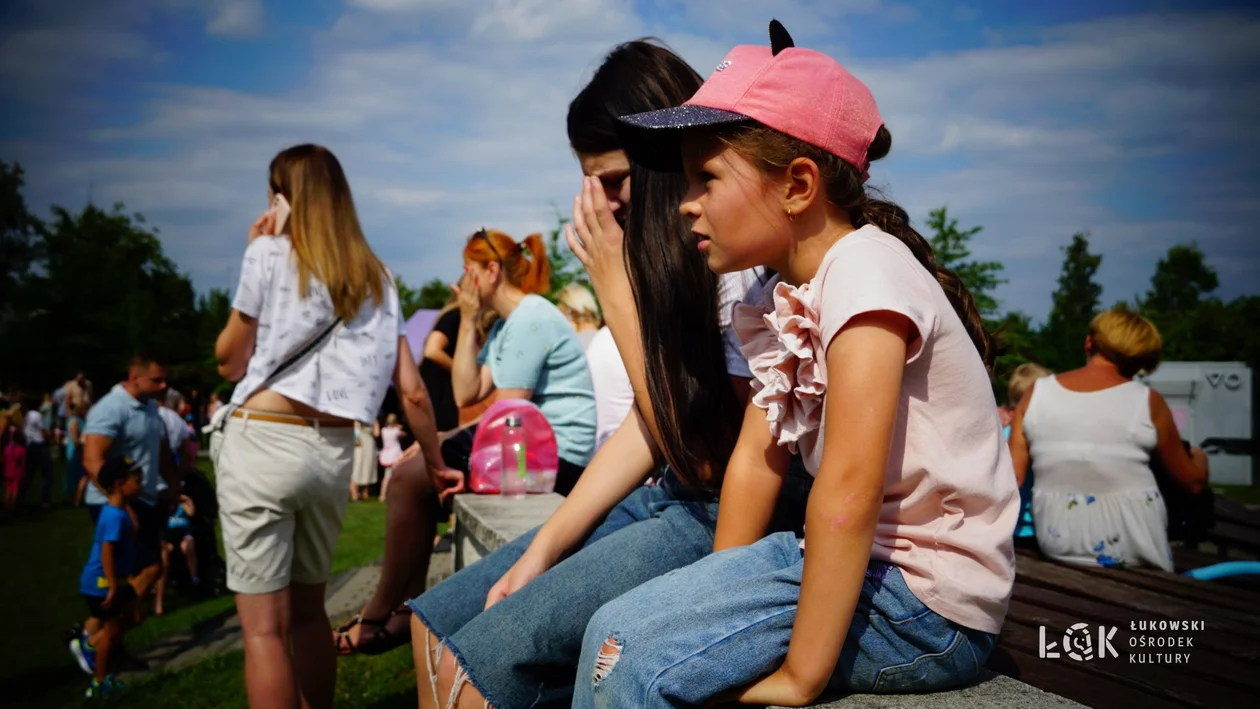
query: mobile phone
[{"left": 270, "top": 194, "right": 291, "bottom": 235}]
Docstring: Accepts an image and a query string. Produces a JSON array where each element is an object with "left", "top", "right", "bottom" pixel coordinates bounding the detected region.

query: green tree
[
  {"left": 395, "top": 276, "right": 453, "bottom": 318},
  {"left": 991, "top": 310, "right": 1039, "bottom": 403},
  {"left": 417, "top": 278, "right": 453, "bottom": 311},
  {"left": 1225, "top": 296, "right": 1260, "bottom": 364},
  {"left": 1137, "top": 243, "right": 1228, "bottom": 362},
  {"left": 926, "top": 206, "right": 1006, "bottom": 320},
  {"left": 1039, "top": 232, "right": 1103, "bottom": 373},
  {"left": 0, "top": 161, "right": 36, "bottom": 336},
  {"left": 1141, "top": 243, "right": 1219, "bottom": 314},
  {"left": 394, "top": 276, "right": 421, "bottom": 319},
  {"left": 1131, "top": 243, "right": 1260, "bottom": 365},
  {"left": 543, "top": 213, "right": 591, "bottom": 301},
  {"left": 5, "top": 202, "right": 202, "bottom": 391},
  {"left": 187, "top": 288, "right": 233, "bottom": 395}
]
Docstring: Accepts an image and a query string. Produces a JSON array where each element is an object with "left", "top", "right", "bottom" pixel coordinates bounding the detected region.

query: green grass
[
  {"left": 94, "top": 643, "right": 422, "bottom": 709},
  {"left": 0, "top": 455, "right": 414, "bottom": 708}
]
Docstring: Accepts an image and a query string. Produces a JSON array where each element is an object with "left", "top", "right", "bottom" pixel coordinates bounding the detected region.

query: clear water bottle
[{"left": 500, "top": 414, "right": 528, "bottom": 499}]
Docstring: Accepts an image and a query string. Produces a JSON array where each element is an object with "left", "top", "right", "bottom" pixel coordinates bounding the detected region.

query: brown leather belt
[{"left": 231, "top": 409, "right": 355, "bottom": 428}]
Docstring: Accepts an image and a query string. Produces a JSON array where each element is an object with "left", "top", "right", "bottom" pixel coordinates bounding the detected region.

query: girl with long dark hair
[{"left": 404, "top": 40, "right": 797, "bottom": 709}]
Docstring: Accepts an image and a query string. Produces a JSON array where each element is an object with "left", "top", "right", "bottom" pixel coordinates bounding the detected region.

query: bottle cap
[{"left": 504, "top": 414, "right": 523, "bottom": 428}]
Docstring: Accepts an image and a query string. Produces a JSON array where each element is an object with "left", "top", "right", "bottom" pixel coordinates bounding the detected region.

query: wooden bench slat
[
  {"left": 1015, "top": 554, "right": 1260, "bottom": 640},
  {"left": 1215, "top": 497, "right": 1260, "bottom": 529},
  {"left": 997, "top": 621, "right": 1199, "bottom": 709},
  {"left": 1040, "top": 555, "right": 1260, "bottom": 615},
  {"left": 1122, "top": 561, "right": 1260, "bottom": 603},
  {"left": 1006, "top": 597, "right": 1260, "bottom": 700},
  {"left": 1011, "top": 583, "right": 1260, "bottom": 665},
  {"left": 1206, "top": 521, "right": 1260, "bottom": 554}
]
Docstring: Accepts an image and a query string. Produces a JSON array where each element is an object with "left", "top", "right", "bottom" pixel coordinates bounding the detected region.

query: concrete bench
[
  {"left": 454, "top": 493, "right": 564, "bottom": 572},
  {"left": 452, "top": 495, "right": 1082, "bottom": 709}
]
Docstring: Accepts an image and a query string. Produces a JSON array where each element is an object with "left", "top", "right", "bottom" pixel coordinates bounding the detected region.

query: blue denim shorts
[
  {"left": 573, "top": 531, "right": 996, "bottom": 708},
  {"left": 408, "top": 463, "right": 814, "bottom": 708},
  {"left": 408, "top": 473, "right": 720, "bottom": 708}
]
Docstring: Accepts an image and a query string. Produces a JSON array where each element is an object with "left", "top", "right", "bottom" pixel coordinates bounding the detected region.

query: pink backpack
[{"left": 468, "top": 400, "right": 559, "bottom": 494}]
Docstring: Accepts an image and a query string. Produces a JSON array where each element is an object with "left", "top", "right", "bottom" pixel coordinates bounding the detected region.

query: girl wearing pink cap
[{"left": 573, "top": 21, "right": 1018, "bottom": 707}]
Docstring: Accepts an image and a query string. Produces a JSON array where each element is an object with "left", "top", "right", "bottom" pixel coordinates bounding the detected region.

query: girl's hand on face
[
  {"left": 248, "top": 210, "right": 276, "bottom": 242},
  {"left": 567, "top": 176, "right": 627, "bottom": 295},
  {"left": 451, "top": 271, "right": 482, "bottom": 320}
]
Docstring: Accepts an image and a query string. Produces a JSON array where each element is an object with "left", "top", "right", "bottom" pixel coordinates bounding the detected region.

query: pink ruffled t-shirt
[{"left": 731, "top": 225, "right": 1019, "bottom": 635}]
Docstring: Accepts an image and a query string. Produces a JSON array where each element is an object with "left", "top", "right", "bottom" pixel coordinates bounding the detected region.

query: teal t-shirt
[{"left": 478, "top": 295, "right": 597, "bottom": 465}]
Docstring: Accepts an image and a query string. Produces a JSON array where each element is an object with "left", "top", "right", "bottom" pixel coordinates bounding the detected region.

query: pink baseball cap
[{"left": 621, "top": 20, "right": 883, "bottom": 177}]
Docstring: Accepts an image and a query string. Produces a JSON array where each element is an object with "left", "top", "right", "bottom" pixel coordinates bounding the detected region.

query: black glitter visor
[{"left": 618, "top": 106, "right": 753, "bottom": 172}]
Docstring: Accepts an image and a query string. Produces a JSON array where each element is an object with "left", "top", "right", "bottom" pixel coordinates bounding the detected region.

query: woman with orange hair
[
  {"left": 332, "top": 229, "right": 595, "bottom": 659},
  {"left": 446, "top": 228, "right": 597, "bottom": 493},
  {"left": 1008, "top": 308, "right": 1207, "bottom": 570}
]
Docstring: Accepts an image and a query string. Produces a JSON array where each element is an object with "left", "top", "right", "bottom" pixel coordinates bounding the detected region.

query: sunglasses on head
[{"left": 474, "top": 228, "right": 502, "bottom": 262}]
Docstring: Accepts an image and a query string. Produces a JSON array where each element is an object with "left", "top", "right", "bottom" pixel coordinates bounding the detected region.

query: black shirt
[{"left": 419, "top": 309, "right": 461, "bottom": 431}]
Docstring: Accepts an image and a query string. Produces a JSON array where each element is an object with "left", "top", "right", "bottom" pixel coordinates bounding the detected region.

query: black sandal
[{"left": 334, "top": 608, "right": 412, "bottom": 656}]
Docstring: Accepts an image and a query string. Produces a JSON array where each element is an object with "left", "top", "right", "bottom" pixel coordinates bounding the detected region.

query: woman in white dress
[
  {"left": 1008, "top": 309, "right": 1207, "bottom": 570},
  {"left": 350, "top": 419, "right": 378, "bottom": 501}
]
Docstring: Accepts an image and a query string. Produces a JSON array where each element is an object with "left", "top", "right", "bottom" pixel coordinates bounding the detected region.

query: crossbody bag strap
[
  {"left": 211, "top": 317, "right": 342, "bottom": 435},
  {"left": 259, "top": 316, "right": 342, "bottom": 390}
]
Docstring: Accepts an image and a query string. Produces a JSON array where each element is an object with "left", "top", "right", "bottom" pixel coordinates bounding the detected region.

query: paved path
[{"left": 122, "top": 550, "right": 453, "bottom": 677}]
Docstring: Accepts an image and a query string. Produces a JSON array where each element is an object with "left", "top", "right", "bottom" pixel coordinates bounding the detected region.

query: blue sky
[{"left": 2, "top": 0, "right": 1257, "bottom": 322}]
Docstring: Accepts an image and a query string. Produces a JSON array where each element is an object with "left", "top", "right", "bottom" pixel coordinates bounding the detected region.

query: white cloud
[
  {"left": 831, "top": 12, "right": 1260, "bottom": 316},
  {"left": 206, "top": 0, "right": 265, "bottom": 37},
  {"left": 348, "top": 0, "right": 460, "bottom": 11},
  {"left": 1, "top": 3, "right": 1257, "bottom": 320},
  {"left": 471, "top": 0, "right": 636, "bottom": 41}
]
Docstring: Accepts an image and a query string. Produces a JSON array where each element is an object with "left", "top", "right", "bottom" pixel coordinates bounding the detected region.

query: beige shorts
[{"left": 216, "top": 413, "right": 355, "bottom": 594}]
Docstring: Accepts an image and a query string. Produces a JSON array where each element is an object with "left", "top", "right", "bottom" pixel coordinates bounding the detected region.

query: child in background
[
  {"left": 3, "top": 425, "right": 26, "bottom": 517},
  {"left": 573, "top": 21, "right": 1017, "bottom": 707},
  {"left": 154, "top": 492, "right": 199, "bottom": 615},
  {"left": 66, "top": 402, "right": 88, "bottom": 506},
  {"left": 1006, "top": 363, "right": 1052, "bottom": 543},
  {"left": 377, "top": 414, "right": 404, "bottom": 501},
  {"left": 70, "top": 457, "right": 144, "bottom": 699}
]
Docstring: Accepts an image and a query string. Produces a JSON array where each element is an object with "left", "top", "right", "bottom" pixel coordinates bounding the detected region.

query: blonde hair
[
  {"left": 1088, "top": 308, "right": 1162, "bottom": 378},
  {"left": 269, "top": 144, "right": 388, "bottom": 321},
  {"left": 1008, "top": 362, "right": 1052, "bottom": 406},
  {"left": 557, "top": 283, "right": 602, "bottom": 328},
  {"left": 438, "top": 288, "right": 459, "bottom": 317}
]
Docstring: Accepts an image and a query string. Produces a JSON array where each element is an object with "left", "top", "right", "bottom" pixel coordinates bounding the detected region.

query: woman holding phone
[{"left": 214, "top": 143, "right": 462, "bottom": 709}]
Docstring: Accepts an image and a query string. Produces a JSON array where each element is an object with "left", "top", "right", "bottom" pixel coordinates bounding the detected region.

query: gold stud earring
[{"left": 786, "top": 206, "right": 795, "bottom": 221}]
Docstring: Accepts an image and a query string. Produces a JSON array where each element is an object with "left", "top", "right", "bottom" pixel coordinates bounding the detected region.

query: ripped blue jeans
[{"left": 574, "top": 532, "right": 996, "bottom": 708}]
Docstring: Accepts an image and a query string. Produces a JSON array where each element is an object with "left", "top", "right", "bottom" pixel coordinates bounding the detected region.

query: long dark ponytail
[{"left": 720, "top": 125, "right": 997, "bottom": 370}]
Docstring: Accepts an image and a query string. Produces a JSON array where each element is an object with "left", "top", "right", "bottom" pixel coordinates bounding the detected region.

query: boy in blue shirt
[{"left": 70, "top": 457, "right": 143, "bottom": 699}]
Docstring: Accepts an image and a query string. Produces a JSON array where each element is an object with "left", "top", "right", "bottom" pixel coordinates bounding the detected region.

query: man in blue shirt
[{"left": 83, "top": 352, "right": 178, "bottom": 604}]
